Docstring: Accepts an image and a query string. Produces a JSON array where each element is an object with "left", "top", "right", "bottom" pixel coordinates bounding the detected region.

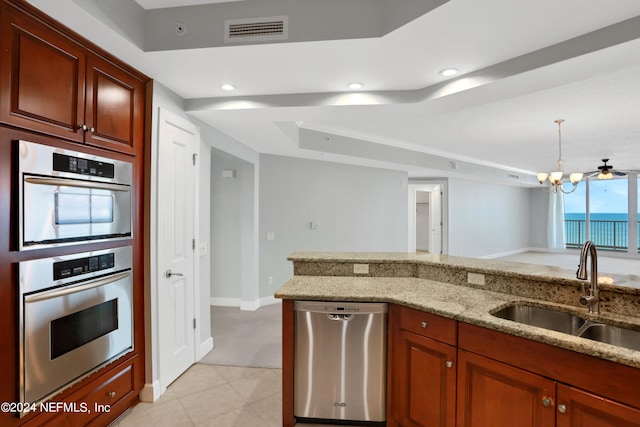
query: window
[
  {"left": 589, "top": 178, "right": 628, "bottom": 251},
  {"left": 564, "top": 176, "right": 639, "bottom": 253},
  {"left": 564, "top": 181, "right": 586, "bottom": 248}
]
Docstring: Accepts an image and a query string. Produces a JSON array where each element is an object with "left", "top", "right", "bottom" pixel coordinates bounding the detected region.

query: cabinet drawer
[
  {"left": 84, "top": 363, "right": 134, "bottom": 414},
  {"left": 68, "top": 362, "right": 135, "bottom": 427},
  {"left": 23, "top": 361, "right": 136, "bottom": 427},
  {"left": 399, "top": 306, "right": 457, "bottom": 345}
]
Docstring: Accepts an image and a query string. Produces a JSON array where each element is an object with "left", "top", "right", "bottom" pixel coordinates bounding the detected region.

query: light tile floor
[{"left": 113, "top": 364, "right": 282, "bottom": 427}]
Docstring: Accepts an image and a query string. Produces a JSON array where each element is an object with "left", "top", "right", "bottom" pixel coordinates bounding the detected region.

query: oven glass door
[
  {"left": 22, "top": 176, "right": 131, "bottom": 248},
  {"left": 22, "top": 271, "right": 133, "bottom": 404}
]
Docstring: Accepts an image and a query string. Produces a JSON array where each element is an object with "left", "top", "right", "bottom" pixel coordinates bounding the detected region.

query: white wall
[
  {"left": 259, "top": 154, "right": 409, "bottom": 297},
  {"left": 447, "top": 178, "right": 531, "bottom": 258},
  {"left": 529, "top": 188, "right": 550, "bottom": 248},
  {"left": 209, "top": 150, "right": 256, "bottom": 306}
]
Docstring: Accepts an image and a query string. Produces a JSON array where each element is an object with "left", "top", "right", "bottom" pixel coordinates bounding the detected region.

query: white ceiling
[
  {"left": 134, "top": 0, "right": 242, "bottom": 9},
  {"left": 28, "top": 0, "right": 640, "bottom": 185}
]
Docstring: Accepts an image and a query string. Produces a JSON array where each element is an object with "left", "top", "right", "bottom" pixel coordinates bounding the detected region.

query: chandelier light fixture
[{"left": 536, "top": 119, "right": 583, "bottom": 194}]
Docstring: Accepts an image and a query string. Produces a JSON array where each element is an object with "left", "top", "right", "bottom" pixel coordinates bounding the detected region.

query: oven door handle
[
  {"left": 24, "top": 271, "right": 131, "bottom": 303},
  {"left": 24, "top": 176, "right": 130, "bottom": 192}
]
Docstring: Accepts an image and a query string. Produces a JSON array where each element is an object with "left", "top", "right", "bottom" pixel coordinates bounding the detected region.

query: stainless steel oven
[
  {"left": 18, "top": 246, "right": 133, "bottom": 415},
  {"left": 17, "top": 140, "right": 132, "bottom": 250}
]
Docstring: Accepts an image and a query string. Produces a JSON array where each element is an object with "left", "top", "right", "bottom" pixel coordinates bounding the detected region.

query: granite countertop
[
  {"left": 287, "top": 251, "right": 640, "bottom": 291},
  {"left": 276, "top": 252, "right": 640, "bottom": 369}
]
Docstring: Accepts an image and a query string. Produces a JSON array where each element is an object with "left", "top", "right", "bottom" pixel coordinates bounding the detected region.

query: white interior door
[
  {"left": 429, "top": 185, "right": 443, "bottom": 254},
  {"left": 416, "top": 191, "right": 430, "bottom": 251},
  {"left": 157, "top": 108, "right": 199, "bottom": 390}
]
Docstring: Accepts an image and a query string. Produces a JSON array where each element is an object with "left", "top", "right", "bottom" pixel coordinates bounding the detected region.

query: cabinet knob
[
  {"left": 558, "top": 404, "right": 567, "bottom": 414},
  {"left": 421, "top": 321, "right": 428, "bottom": 328},
  {"left": 445, "top": 360, "right": 453, "bottom": 368},
  {"left": 108, "top": 391, "right": 116, "bottom": 398},
  {"left": 541, "top": 396, "right": 553, "bottom": 408},
  {"left": 81, "top": 124, "right": 95, "bottom": 132}
]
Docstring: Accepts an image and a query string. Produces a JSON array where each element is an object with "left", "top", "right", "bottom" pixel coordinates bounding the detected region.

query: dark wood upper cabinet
[
  {"left": 84, "top": 54, "right": 144, "bottom": 155},
  {"left": 0, "top": 7, "right": 85, "bottom": 141},
  {"left": 0, "top": 4, "right": 145, "bottom": 155}
]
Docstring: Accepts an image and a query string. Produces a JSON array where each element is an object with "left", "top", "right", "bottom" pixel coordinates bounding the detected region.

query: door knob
[{"left": 165, "top": 270, "right": 184, "bottom": 279}]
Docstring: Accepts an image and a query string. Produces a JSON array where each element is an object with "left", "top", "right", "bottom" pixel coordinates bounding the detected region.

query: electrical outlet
[
  {"left": 467, "top": 272, "right": 485, "bottom": 286},
  {"left": 267, "top": 276, "right": 273, "bottom": 285},
  {"left": 266, "top": 232, "right": 275, "bottom": 241},
  {"left": 353, "top": 264, "right": 369, "bottom": 274}
]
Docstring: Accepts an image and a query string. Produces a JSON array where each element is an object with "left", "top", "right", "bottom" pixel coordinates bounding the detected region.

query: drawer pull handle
[
  {"left": 421, "top": 321, "right": 428, "bottom": 328},
  {"left": 108, "top": 391, "right": 116, "bottom": 398},
  {"left": 558, "top": 404, "right": 567, "bottom": 414}
]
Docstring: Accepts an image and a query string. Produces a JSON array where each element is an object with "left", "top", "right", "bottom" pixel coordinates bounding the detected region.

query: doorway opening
[{"left": 408, "top": 182, "right": 447, "bottom": 254}]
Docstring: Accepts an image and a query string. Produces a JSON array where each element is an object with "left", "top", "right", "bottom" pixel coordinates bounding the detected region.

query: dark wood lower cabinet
[
  {"left": 456, "top": 349, "right": 556, "bottom": 427},
  {"left": 393, "top": 330, "right": 456, "bottom": 427},
  {"left": 556, "top": 384, "right": 640, "bottom": 427},
  {"left": 388, "top": 305, "right": 457, "bottom": 427}
]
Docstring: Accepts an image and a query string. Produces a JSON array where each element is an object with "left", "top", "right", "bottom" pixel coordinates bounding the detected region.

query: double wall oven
[
  {"left": 15, "top": 140, "right": 135, "bottom": 416},
  {"left": 17, "top": 139, "right": 132, "bottom": 249}
]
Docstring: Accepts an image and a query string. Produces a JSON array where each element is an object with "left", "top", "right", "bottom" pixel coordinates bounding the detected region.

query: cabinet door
[
  {"left": 393, "top": 329, "right": 456, "bottom": 427},
  {"left": 84, "top": 54, "right": 145, "bottom": 155},
  {"left": 456, "top": 350, "right": 556, "bottom": 427},
  {"left": 0, "top": 8, "right": 85, "bottom": 141},
  {"left": 556, "top": 384, "right": 640, "bottom": 427}
]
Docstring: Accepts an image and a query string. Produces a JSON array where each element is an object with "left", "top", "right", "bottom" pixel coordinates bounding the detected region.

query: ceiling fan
[{"left": 584, "top": 159, "right": 639, "bottom": 179}]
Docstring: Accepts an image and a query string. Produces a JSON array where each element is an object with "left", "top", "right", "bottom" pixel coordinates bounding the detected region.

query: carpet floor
[{"left": 199, "top": 303, "right": 282, "bottom": 369}]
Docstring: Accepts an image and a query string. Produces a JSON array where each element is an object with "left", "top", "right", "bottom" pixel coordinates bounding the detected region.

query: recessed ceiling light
[
  {"left": 439, "top": 68, "right": 458, "bottom": 77},
  {"left": 347, "top": 82, "right": 364, "bottom": 90},
  {"left": 220, "top": 84, "right": 235, "bottom": 91}
]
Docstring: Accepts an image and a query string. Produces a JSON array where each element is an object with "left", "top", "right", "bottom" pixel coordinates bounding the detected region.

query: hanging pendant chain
[{"left": 556, "top": 119, "right": 564, "bottom": 170}]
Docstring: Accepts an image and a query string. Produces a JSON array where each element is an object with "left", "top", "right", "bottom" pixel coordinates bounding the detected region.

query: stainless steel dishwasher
[{"left": 294, "top": 301, "right": 387, "bottom": 425}]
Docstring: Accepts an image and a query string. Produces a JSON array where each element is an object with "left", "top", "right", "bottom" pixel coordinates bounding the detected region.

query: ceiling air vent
[{"left": 224, "top": 16, "right": 289, "bottom": 43}]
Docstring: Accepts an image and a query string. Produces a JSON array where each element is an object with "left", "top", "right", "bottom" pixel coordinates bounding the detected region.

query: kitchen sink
[
  {"left": 579, "top": 324, "right": 640, "bottom": 351},
  {"left": 492, "top": 304, "right": 587, "bottom": 335},
  {"left": 491, "top": 303, "right": 640, "bottom": 352}
]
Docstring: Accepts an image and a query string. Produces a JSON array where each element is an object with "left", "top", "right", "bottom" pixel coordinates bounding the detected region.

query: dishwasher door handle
[{"left": 327, "top": 313, "right": 353, "bottom": 321}]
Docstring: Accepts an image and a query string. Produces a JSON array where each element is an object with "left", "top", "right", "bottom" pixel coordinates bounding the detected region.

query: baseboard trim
[
  {"left": 479, "top": 247, "right": 530, "bottom": 259},
  {"left": 210, "top": 296, "right": 281, "bottom": 311},
  {"left": 197, "top": 336, "right": 214, "bottom": 360},
  {"left": 210, "top": 297, "right": 241, "bottom": 306},
  {"left": 139, "top": 380, "right": 161, "bottom": 403}
]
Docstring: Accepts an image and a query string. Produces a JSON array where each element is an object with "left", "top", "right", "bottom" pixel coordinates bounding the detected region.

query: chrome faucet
[{"left": 576, "top": 240, "right": 599, "bottom": 314}]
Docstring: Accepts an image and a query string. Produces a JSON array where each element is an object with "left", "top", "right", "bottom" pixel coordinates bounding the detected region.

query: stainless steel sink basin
[
  {"left": 492, "top": 304, "right": 587, "bottom": 335},
  {"left": 492, "top": 303, "right": 640, "bottom": 352},
  {"left": 579, "top": 324, "right": 640, "bottom": 351}
]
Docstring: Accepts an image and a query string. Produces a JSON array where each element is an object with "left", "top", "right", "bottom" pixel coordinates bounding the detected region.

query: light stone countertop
[
  {"left": 276, "top": 252, "right": 640, "bottom": 369},
  {"left": 287, "top": 251, "right": 640, "bottom": 291}
]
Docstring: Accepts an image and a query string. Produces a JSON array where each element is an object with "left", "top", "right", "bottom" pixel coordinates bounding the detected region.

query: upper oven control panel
[{"left": 53, "top": 153, "right": 115, "bottom": 178}]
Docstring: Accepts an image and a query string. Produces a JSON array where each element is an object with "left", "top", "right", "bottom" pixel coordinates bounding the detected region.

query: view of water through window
[{"left": 564, "top": 177, "right": 639, "bottom": 252}]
